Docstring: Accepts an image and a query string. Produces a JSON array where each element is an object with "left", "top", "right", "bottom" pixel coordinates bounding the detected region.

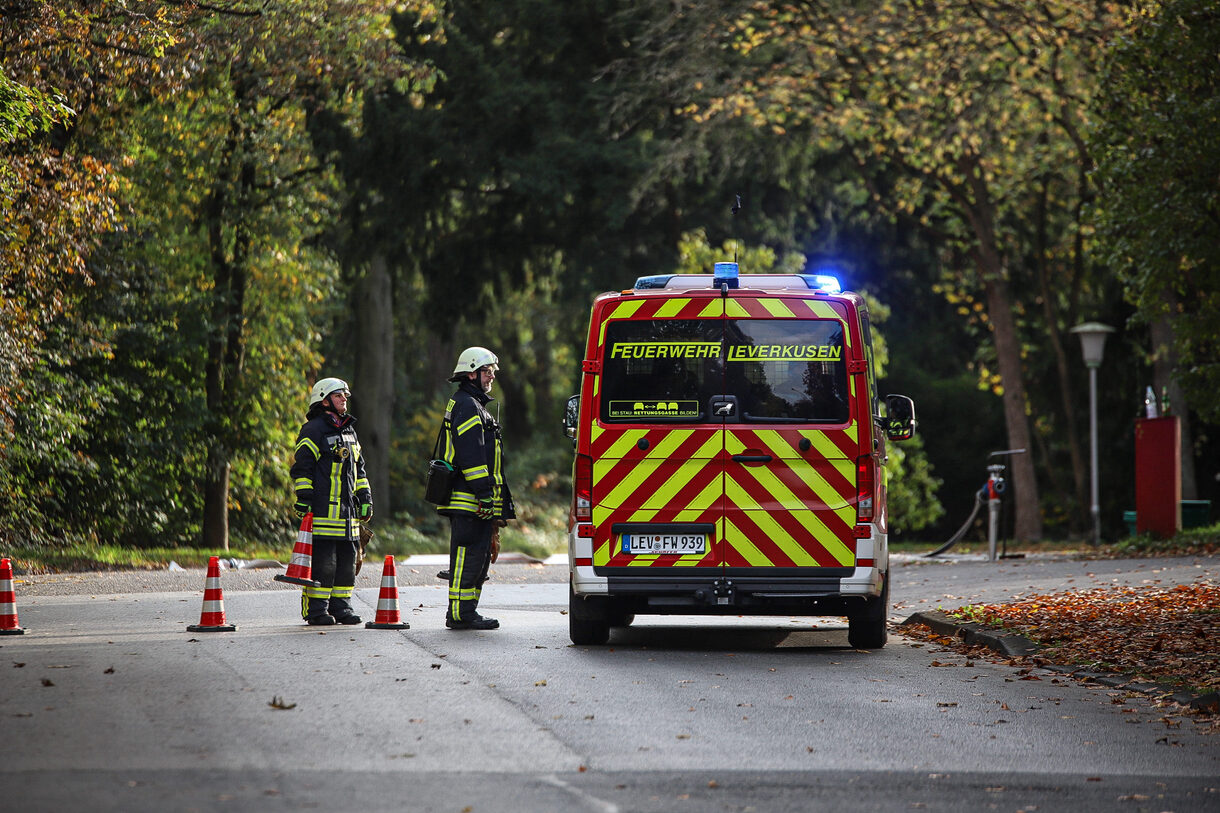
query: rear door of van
[
  {"left": 717, "top": 295, "right": 859, "bottom": 574},
  {"left": 590, "top": 292, "right": 861, "bottom": 575}
]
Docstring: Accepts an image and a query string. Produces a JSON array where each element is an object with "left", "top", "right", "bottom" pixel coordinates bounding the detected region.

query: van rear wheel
[
  {"left": 569, "top": 584, "right": 611, "bottom": 645},
  {"left": 847, "top": 577, "right": 889, "bottom": 650}
]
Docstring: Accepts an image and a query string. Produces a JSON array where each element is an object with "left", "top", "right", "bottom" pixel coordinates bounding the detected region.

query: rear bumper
[{"left": 569, "top": 528, "right": 886, "bottom": 614}]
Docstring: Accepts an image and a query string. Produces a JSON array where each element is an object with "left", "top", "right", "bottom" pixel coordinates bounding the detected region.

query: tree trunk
[
  {"left": 202, "top": 447, "right": 230, "bottom": 551},
  {"left": 199, "top": 103, "right": 252, "bottom": 551},
  {"left": 981, "top": 272, "right": 1043, "bottom": 542},
  {"left": 959, "top": 154, "right": 1043, "bottom": 543},
  {"left": 353, "top": 253, "right": 394, "bottom": 513}
]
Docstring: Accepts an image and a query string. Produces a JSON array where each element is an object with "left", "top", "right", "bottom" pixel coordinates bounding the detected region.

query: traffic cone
[
  {"left": 0, "top": 558, "right": 26, "bottom": 635},
  {"left": 365, "top": 555, "right": 410, "bottom": 630},
  {"left": 187, "top": 556, "right": 237, "bottom": 632},
  {"left": 275, "top": 513, "right": 320, "bottom": 587}
]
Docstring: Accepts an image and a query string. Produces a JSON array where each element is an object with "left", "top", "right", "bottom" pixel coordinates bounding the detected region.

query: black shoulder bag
[{"left": 423, "top": 418, "right": 455, "bottom": 505}]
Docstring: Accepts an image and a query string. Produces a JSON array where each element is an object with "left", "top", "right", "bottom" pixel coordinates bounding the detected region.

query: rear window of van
[{"left": 600, "top": 318, "right": 849, "bottom": 423}]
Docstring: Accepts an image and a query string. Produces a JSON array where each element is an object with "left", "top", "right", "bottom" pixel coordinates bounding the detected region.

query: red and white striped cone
[
  {"left": 0, "top": 557, "right": 26, "bottom": 635},
  {"left": 275, "top": 513, "right": 320, "bottom": 587},
  {"left": 187, "top": 556, "right": 237, "bottom": 632},
  {"left": 365, "top": 555, "right": 410, "bottom": 630}
]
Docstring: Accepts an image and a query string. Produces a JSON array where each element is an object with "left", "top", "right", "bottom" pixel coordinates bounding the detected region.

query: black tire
[
  {"left": 569, "top": 584, "right": 611, "bottom": 645},
  {"left": 847, "top": 576, "right": 889, "bottom": 650},
  {"left": 608, "top": 602, "right": 634, "bottom": 628}
]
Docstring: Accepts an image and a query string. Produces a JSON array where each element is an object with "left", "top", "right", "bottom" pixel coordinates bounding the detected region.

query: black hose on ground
[{"left": 925, "top": 488, "right": 985, "bottom": 557}]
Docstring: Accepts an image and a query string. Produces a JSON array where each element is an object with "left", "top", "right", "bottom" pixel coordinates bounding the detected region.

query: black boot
[
  {"left": 445, "top": 614, "right": 499, "bottom": 630},
  {"left": 305, "top": 597, "right": 334, "bottom": 626},
  {"left": 328, "top": 597, "right": 361, "bottom": 625}
]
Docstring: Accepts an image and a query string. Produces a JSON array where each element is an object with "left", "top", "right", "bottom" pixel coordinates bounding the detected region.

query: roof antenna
[{"left": 731, "top": 194, "right": 742, "bottom": 264}]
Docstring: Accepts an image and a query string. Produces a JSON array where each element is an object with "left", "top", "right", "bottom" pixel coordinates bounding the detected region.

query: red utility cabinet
[{"left": 1135, "top": 416, "right": 1181, "bottom": 538}]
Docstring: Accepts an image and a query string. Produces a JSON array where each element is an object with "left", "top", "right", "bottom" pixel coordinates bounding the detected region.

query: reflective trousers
[
  {"left": 447, "top": 514, "right": 494, "bottom": 623},
  {"left": 301, "top": 534, "right": 357, "bottom": 618}
]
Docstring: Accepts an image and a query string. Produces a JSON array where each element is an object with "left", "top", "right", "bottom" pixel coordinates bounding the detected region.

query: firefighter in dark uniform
[
  {"left": 439, "top": 347, "right": 515, "bottom": 630},
  {"left": 291, "top": 377, "right": 372, "bottom": 625}
]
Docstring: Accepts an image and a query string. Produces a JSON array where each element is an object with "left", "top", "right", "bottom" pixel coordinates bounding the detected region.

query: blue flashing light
[
  {"left": 810, "top": 273, "right": 839, "bottom": 292},
  {"left": 633, "top": 274, "right": 676, "bottom": 290},
  {"left": 713, "top": 262, "right": 739, "bottom": 289},
  {"left": 798, "top": 273, "right": 842, "bottom": 293}
]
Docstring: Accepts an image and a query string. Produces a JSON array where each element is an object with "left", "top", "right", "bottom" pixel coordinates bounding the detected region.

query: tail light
[
  {"left": 574, "top": 453, "right": 592, "bottom": 522},
  {"left": 856, "top": 455, "right": 875, "bottom": 522}
]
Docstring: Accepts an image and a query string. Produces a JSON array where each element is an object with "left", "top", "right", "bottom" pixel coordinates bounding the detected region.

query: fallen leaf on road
[{"left": 268, "top": 696, "right": 296, "bottom": 710}]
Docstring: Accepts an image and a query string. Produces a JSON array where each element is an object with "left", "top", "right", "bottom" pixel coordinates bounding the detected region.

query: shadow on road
[{"left": 604, "top": 623, "right": 858, "bottom": 652}]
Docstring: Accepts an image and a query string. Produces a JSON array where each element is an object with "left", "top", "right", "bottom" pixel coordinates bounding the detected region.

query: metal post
[
  {"left": 1089, "top": 364, "right": 1100, "bottom": 547},
  {"left": 988, "top": 493, "right": 999, "bottom": 562},
  {"left": 1071, "top": 321, "right": 1112, "bottom": 548}
]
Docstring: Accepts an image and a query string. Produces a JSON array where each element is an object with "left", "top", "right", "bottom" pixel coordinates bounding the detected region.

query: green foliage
[{"left": 1091, "top": 0, "right": 1220, "bottom": 423}]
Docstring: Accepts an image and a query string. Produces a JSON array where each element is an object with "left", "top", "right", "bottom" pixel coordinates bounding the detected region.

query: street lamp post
[{"left": 1070, "top": 322, "right": 1115, "bottom": 547}]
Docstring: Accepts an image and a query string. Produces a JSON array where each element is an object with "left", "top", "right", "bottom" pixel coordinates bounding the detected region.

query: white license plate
[{"left": 621, "top": 533, "right": 707, "bottom": 555}]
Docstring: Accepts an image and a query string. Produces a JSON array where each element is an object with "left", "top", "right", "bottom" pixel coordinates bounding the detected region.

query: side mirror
[
  {"left": 884, "top": 394, "right": 916, "bottom": 441},
  {"left": 562, "top": 394, "right": 579, "bottom": 443}
]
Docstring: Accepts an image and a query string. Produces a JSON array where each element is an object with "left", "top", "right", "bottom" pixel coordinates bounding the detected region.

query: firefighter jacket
[
  {"left": 291, "top": 408, "right": 371, "bottom": 540},
  {"left": 438, "top": 379, "right": 516, "bottom": 520}
]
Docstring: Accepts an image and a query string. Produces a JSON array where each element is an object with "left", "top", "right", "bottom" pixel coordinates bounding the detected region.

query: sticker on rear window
[
  {"left": 608, "top": 341, "right": 721, "bottom": 359},
  {"left": 726, "top": 344, "right": 842, "bottom": 361},
  {"left": 607, "top": 400, "right": 700, "bottom": 419}
]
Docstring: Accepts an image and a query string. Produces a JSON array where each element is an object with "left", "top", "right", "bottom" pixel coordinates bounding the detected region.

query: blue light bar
[
  {"left": 798, "top": 274, "right": 842, "bottom": 293},
  {"left": 633, "top": 274, "right": 676, "bottom": 290},
  {"left": 713, "top": 262, "right": 739, "bottom": 289}
]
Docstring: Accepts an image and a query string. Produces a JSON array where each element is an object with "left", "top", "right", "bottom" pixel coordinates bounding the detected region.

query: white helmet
[
  {"left": 309, "top": 377, "right": 350, "bottom": 408},
  {"left": 450, "top": 347, "right": 499, "bottom": 381}
]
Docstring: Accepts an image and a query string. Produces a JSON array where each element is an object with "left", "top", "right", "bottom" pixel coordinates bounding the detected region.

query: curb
[
  {"left": 900, "top": 610, "right": 1219, "bottom": 713},
  {"left": 901, "top": 610, "right": 1038, "bottom": 657}
]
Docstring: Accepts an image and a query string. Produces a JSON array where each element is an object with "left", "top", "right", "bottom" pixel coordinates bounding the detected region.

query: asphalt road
[{"left": 2, "top": 552, "right": 1217, "bottom": 812}]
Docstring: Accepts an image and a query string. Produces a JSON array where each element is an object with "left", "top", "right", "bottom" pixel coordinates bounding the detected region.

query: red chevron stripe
[
  {"left": 726, "top": 465, "right": 855, "bottom": 539},
  {"left": 593, "top": 428, "right": 718, "bottom": 506},
  {"left": 723, "top": 505, "right": 850, "bottom": 567}
]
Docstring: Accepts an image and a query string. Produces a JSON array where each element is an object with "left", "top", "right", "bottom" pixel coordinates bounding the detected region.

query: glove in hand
[
  {"left": 476, "top": 499, "right": 495, "bottom": 520},
  {"left": 293, "top": 501, "right": 310, "bottom": 518}
]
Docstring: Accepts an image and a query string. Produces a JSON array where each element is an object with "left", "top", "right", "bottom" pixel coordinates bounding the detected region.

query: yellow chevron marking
[
  {"left": 742, "top": 508, "right": 820, "bottom": 566},
  {"left": 726, "top": 496, "right": 854, "bottom": 566},
  {"left": 697, "top": 300, "right": 725, "bottom": 318},
  {"left": 603, "top": 429, "right": 648, "bottom": 462},
  {"left": 603, "top": 442, "right": 719, "bottom": 512},
  {"left": 725, "top": 299, "right": 751, "bottom": 318},
  {"left": 751, "top": 429, "right": 800, "bottom": 461},
  {"left": 723, "top": 516, "right": 771, "bottom": 566},
  {"left": 831, "top": 457, "right": 855, "bottom": 486},
  {"left": 598, "top": 299, "right": 646, "bottom": 349},
  {"left": 645, "top": 439, "right": 721, "bottom": 510},
  {"left": 800, "top": 300, "right": 845, "bottom": 321},
  {"left": 809, "top": 432, "right": 849, "bottom": 461},
  {"left": 608, "top": 299, "right": 646, "bottom": 321},
  {"left": 602, "top": 457, "right": 664, "bottom": 510},
  {"left": 758, "top": 298, "right": 797, "bottom": 318},
  {"left": 654, "top": 297, "right": 690, "bottom": 318},
  {"left": 726, "top": 435, "right": 852, "bottom": 513}
]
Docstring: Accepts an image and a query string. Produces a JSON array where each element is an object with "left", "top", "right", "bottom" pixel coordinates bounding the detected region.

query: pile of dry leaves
[{"left": 904, "top": 579, "right": 1219, "bottom": 713}]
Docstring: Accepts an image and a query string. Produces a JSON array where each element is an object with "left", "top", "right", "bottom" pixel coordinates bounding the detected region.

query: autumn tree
[
  {"left": 627, "top": 0, "right": 1129, "bottom": 540},
  {"left": 0, "top": 1, "right": 200, "bottom": 547},
  {"left": 1090, "top": 0, "right": 1219, "bottom": 499}
]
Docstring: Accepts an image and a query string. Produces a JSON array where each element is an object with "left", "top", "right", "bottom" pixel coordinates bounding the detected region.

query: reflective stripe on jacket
[
  {"left": 438, "top": 379, "right": 515, "bottom": 520},
  {"left": 291, "top": 410, "right": 371, "bottom": 540}
]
